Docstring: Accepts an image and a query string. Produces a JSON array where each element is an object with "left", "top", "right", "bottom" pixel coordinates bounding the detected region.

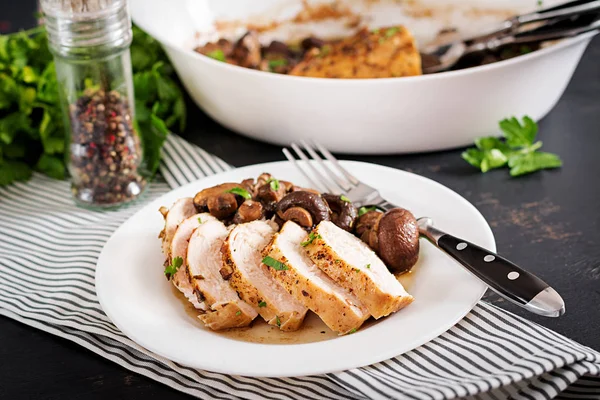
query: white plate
[{"left": 96, "top": 161, "right": 492, "bottom": 377}]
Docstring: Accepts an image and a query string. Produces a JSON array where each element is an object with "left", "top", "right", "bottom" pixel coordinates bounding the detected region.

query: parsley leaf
[
  {"left": 267, "top": 177, "right": 280, "bottom": 191},
  {"left": 300, "top": 232, "right": 321, "bottom": 247},
  {"left": 508, "top": 151, "right": 562, "bottom": 177},
  {"left": 385, "top": 27, "right": 399, "bottom": 37},
  {"left": 462, "top": 116, "right": 562, "bottom": 177},
  {"left": 226, "top": 187, "right": 252, "bottom": 199},
  {"left": 499, "top": 116, "right": 538, "bottom": 148},
  {"left": 236, "top": 310, "right": 242, "bottom": 316},
  {"left": 366, "top": 264, "right": 371, "bottom": 269},
  {"left": 207, "top": 49, "right": 226, "bottom": 62},
  {"left": 164, "top": 256, "right": 183, "bottom": 280},
  {"left": 268, "top": 59, "right": 287, "bottom": 70},
  {"left": 258, "top": 301, "right": 267, "bottom": 308},
  {"left": 358, "top": 206, "right": 378, "bottom": 217},
  {"left": 348, "top": 328, "right": 357, "bottom": 334},
  {"left": 276, "top": 315, "right": 281, "bottom": 327},
  {"left": 197, "top": 217, "right": 203, "bottom": 224},
  {"left": 262, "top": 256, "right": 289, "bottom": 271},
  {"left": 340, "top": 194, "right": 351, "bottom": 203}
]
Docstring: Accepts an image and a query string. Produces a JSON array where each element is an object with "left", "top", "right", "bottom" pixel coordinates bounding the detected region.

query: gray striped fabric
[{"left": 0, "top": 134, "right": 598, "bottom": 400}]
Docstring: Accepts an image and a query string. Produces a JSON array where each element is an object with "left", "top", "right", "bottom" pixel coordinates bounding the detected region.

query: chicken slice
[
  {"left": 305, "top": 221, "right": 414, "bottom": 318},
  {"left": 187, "top": 220, "right": 258, "bottom": 330},
  {"left": 290, "top": 26, "right": 421, "bottom": 79},
  {"left": 263, "top": 221, "right": 370, "bottom": 334},
  {"left": 221, "top": 220, "right": 308, "bottom": 331},
  {"left": 169, "top": 213, "right": 217, "bottom": 309},
  {"left": 159, "top": 197, "right": 197, "bottom": 255}
]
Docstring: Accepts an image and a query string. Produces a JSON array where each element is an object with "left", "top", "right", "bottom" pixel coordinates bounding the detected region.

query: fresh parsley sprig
[
  {"left": 300, "top": 232, "right": 321, "bottom": 247},
  {"left": 462, "top": 116, "right": 562, "bottom": 177},
  {"left": 164, "top": 256, "right": 183, "bottom": 280}
]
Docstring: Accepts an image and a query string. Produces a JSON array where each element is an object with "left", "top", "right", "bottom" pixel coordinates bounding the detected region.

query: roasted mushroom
[
  {"left": 322, "top": 193, "right": 358, "bottom": 232},
  {"left": 355, "top": 208, "right": 419, "bottom": 273},
  {"left": 193, "top": 183, "right": 240, "bottom": 212},
  {"left": 291, "top": 186, "right": 321, "bottom": 195},
  {"left": 232, "top": 200, "right": 264, "bottom": 224},
  {"left": 207, "top": 193, "right": 239, "bottom": 219},
  {"left": 255, "top": 177, "right": 287, "bottom": 215},
  {"left": 276, "top": 191, "right": 330, "bottom": 229},
  {"left": 231, "top": 31, "right": 262, "bottom": 68},
  {"left": 355, "top": 209, "right": 383, "bottom": 249}
]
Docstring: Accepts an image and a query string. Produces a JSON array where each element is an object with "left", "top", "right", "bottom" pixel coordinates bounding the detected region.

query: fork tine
[
  {"left": 290, "top": 143, "right": 342, "bottom": 194},
  {"left": 300, "top": 140, "right": 353, "bottom": 192},
  {"left": 313, "top": 142, "right": 361, "bottom": 186},
  {"left": 282, "top": 148, "right": 326, "bottom": 192}
]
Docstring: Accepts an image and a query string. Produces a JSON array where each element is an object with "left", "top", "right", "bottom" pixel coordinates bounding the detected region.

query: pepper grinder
[{"left": 41, "top": 0, "right": 148, "bottom": 208}]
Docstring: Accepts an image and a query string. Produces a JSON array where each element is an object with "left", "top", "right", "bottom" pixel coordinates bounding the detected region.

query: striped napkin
[{"left": 0, "top": 134, "right": 598, "bottom": 400}]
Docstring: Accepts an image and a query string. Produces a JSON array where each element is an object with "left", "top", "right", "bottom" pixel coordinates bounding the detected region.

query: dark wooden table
[{"left": 1, "top": 21, "right": 599, "bottom": 400}]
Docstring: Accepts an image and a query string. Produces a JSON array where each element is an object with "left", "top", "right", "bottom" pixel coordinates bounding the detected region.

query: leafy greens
[{"left": 462, "top": 116, "right": 562, "bottom": 177}]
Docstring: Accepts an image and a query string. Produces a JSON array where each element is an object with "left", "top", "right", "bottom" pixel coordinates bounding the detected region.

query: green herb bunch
[
  {"left": 0, "top": 25, "right": 186, "bottom": 186},
  {"left": 462, "top": 116, "right": 562, "bottom": 177}
]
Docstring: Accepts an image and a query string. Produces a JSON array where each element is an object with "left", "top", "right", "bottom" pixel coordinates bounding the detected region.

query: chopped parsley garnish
[
  {"left": 358, "top": 206, "right": 378, "bottom": 217},
  {"left": 197, "top": 217, "right": 203, "bottom": 224},
  {"left": 462, "top": 116, "right": 562, "bottom": 177},
  {"left": 276, "top": 315, "right": 281, "bottom": 327},
  {"left": 226, "top": 187, "right": 252, "bottom": 199},
  {"left": 236, "top": 311, "right": 242, "bottom": 316},
  {"left": 348, "top": 328, "right": 357, "bottom": 334},
  {"left": 340, "top": 195, "right": 351, "bottom": 203},
  {"left": 262, "top": 256, "right": 289, "bottom": 270},
  {"left": 258, "top": 301, "right": 267, "bottom": 308},
  {"left": 371, "top": 28, "right": 380, "bottom": 34},
  {"left": 301, "top": 232, "right": 321, "bottom": 247},
  {"left": 385, "top": 27, "right": 399, "bottom": 37},
  {"left": 335, "top": 259, "right": 341, "bottom": 264},
  {"left": 268, "top": 59, "right": 288, "bottom": 70},
  {"left": 354, "top": 268, "right": 360, "bottom": 273},
  {"left": 319, "top": 45, "right": 331, "bottom": 57},
  {"left": 164, "top": 256, "right": 183, "bottom": 280},
  {"left": 366, "top": 264, "right": 371, "bottom": 269},
  {"left": 207, "top": 49, "right": 226, "bottom": 62},
  {"left": 267, "top": 177, "right": 280, "bottom": 191}
]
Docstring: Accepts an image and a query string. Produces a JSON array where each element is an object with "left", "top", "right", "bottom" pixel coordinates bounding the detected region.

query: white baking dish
[{"left": 130, "top": 0, "right": 597, "bottom": 153}]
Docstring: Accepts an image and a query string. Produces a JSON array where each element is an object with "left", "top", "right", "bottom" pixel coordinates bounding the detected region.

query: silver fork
[{"left": 283, "top": 141, "right": 565, "bottom": 318}]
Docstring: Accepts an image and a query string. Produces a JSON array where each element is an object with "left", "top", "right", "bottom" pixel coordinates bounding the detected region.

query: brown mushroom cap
[
  {"left": 376, "top": 208, "right": 420, "bottom": 273},
  {"left": 322, "top": 193, "right": 358, "bottom": 232},
  {"left": 207, "top": 193, "right": 239, "bottom": 219},
  {"left": 276, "top": 191, "right": 330, "bottom": 229},
  {"left": 291, "top": 186, "right": 321, "bottom": 195},
  {"left": 232, "top": 200, "right": 264, "bottom": 224},
  {"left": 355, "top": 210, "right": 383, "bottom": 237},
  {"left": 193, "top": 183, "right": 241, "bottom": 211},
  {"left": 282, "top": 206, "right": 313, "bottom": 227},
  {"left": 256, "top": 181, "right": 286, "bottom": 216}
]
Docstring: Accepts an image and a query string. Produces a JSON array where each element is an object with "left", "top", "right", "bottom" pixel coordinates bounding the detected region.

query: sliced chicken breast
[
  {"left": 187, "top": 220, "right": 258, "bottom": 330},
  {"left": 221, "top": 220, "right": 308, "bottom": 331},
  {"left": 264, "top": 221, "right": 370, "bottom": 334},
  {"left": 159, "top": 197, "right": 197, "bottom": 255},
  {"left": 169, "top": 213, "right": 217, "bottom": 309},
  {"left": 305, "top": 221, "right": 414, "bottom": 318}
]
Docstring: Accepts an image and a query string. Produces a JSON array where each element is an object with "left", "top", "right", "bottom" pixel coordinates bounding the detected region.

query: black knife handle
[{"left": 437, "top": 233, "right": 548, "bottom": 305}]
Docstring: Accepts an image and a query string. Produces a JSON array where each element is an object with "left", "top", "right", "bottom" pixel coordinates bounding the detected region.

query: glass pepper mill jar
[{"left": 41, "top": 0, "right": 147, "bottom": 208}]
